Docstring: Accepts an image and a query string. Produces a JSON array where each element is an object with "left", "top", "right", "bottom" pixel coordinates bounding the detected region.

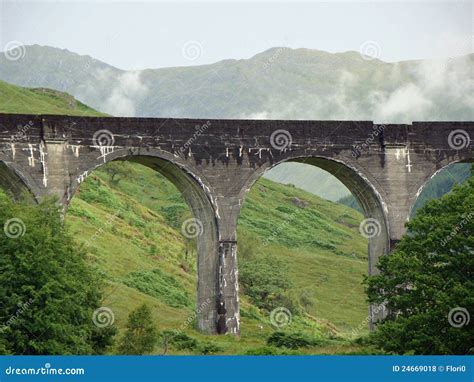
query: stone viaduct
[{"left": 0, "top": 113, "right": 472, "bottom": 335}]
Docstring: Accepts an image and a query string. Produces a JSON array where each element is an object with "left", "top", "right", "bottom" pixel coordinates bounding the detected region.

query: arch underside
[
  {"left": 69, "top": 153, "right": 220, "bottom": 334},
  {"left": 287, "top": 157, "right": 390, "bottom": 275},
  {"left": 409, "top": 159, "right": 473, "bottom": 218},
  {"left": 0, "top": 161, "right": 37, "bottom": 202},
  {"left": 289, "top": 157, "right": 391, "bottom": 327},
  {"left": 129, "top": 156, "right": 219, "bottom": 333},
  {"left": 237, "top": 155, "right": 392, "bottom": 329}
]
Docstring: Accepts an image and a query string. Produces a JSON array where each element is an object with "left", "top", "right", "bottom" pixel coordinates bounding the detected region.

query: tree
[
  {"left": 0, "top": 329, "right": 9, "bottom": 355},
  {"left": 365, "top": 176, "right": 473, "bottom": 355},
  {"left": 118, "top": 304, "right": 158, "bottom": 355},
  {"left": 102, "top": 161, "right": 131, "bottom": 185},
  {"left": 90, "top": 325, "right": 118, "bottom": 355},
  {"left": 0, "top": 193, "right": 116, "bottom": 354}
]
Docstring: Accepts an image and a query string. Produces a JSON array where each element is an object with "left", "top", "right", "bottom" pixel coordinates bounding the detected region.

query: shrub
[
  {"left": 245, "top": 346, "right": 296, "bottom": 355},
  {"left": 0, "top": 194, "right": 116, "bottom": 354},
  {"left": 267, "top": 332, "right": 324, "bottom": 349},
  {"left": 167, "top": 332, "right": 198, "bottom": 351},
  {"left": 365, "top": 176, "right": 474, "bottom": 355},
  {"left": 198, "top": 343, "right": 222, "bottom": 354},
  {"left": 123, "top": 269, "right": 191, "bottom": 308},
  {"left": 239, "top": 255, "right": 292, "bottom": 312},
  {"left": 118, "top": 304, "right": 158, "bottom": 355}
]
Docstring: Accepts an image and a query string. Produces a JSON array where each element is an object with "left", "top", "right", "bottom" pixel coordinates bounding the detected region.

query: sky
[{"left": 0, "top": 1, "right": 472, "bottom": 70}]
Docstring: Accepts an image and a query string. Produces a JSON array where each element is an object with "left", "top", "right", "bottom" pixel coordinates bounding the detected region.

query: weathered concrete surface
[{"left": 0, "top": 114, "right": 472, "bottom": 334}]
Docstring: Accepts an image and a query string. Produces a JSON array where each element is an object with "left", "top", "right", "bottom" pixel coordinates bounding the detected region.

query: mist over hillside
[
  {"left": 1, "top": 45, "right": 472, "bottom": 121},
  {"left": 1, "top": 45, "right": 471, "bottom": 201}
]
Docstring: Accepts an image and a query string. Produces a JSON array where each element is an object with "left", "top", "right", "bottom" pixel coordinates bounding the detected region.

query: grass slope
[
  {"left": 0, "top": 79, "right": 105, "bottom": 116},
  {"left": 66, "top": 162, "right": 371, "bottom": 354},
  {"left": 0, "top": 79, "right": 373, "bottom": 354}
]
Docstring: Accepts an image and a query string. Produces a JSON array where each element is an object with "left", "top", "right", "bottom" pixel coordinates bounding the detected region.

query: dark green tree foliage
[
  {"left": 90, "top": 325, "right": 118, "bottom": 355},
  {"left": 157, "top": 330, "right": 197, "bottom": 354},
  {"left": 164, "top": 332, "right": 197, "bottom": 351},
  {"left": 102, "top": 161, "right": 132, "bottom": 185},
  {"left": 365, "top": 176, "right": 474, "bottom": 354},
  {"left": 0, "top": 330, "right": 9, "bottom": 354},
  {"left": 118, "top": 304, "right": 158, "bottom": 355},
  {"left": 0, "top": 193, "right": 115, "bottom": 354}
]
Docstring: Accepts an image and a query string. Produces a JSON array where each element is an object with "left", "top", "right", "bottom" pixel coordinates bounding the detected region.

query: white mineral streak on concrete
[
  {"left": 39, "top": 141, "right": 48, "bottom": 187},
  {"left": 77, "top": 170, "right": 88, "bottom": 184},
  {"left": 405, "top": 148, "right": 412, "bottom": 173},
  {"left": 97, "top": 146, "right": 115, "bottom": 163},
  {"left": 68, "top": 145, "right": 80, "bottom": 157},
  {"left": 27, "top": 144, "right": 35, "bottom": 167}
]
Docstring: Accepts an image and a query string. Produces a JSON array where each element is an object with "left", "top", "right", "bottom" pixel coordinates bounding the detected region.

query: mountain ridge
[
  {"left": 1, "top": 44, "right": 472, "bottom": 121},
  {"left": 9, "top": 44, "right": 471, "bottom": 71},
  {"left": 1, "top": 45, "right": 471, "bottom": 201},
  {"left": 0, "top": 44, "right": 388, "bottom": 71}
]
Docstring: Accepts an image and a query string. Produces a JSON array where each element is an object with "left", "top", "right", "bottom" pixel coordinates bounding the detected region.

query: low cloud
[
  {"left": 371, "top": 83, "right": 432, "bottom": 122},
  {"left": 77, "top": 52, "right": 472, "bottom": 122},
  {"left": 330, "top": 56, "right": 472, "bottom": 123},
  {"left": 240, "top": 111, "right": 270, "bottom": 119},
  {"left": 101, "top": 71, "right": 148, "bottom": 117}
]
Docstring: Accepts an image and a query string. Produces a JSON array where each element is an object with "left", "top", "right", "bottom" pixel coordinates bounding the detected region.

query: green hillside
[
  {"left": 264, "top": 162, "right": 351, "bottom": 202},
  {"left": 0, "top": 79, "right": 373, "bottom": 354},
  {"left": 1, "top": 78, "right": 470, "bottom": 355},
  {"left": 66, "top": 162, "right": 371, "bottom": 354},
  {"left": 0, "top": 79, "right": 105, "bottom": 116}
]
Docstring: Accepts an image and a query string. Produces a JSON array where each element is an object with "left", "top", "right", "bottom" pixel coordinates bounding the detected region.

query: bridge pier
[
  {"left": 0, "top": 114, "right": 471, "bottom": 337},
  {"left": 217, "top": 240, "right": 240, "bottom": 334},
  {"left": 42, "top": 140, "right": 72, "bottom": 204}
]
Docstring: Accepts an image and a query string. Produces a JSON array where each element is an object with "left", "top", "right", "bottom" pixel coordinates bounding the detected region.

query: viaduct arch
[{"left": 0, "top": 114, "right": 472, "bottom": 335}]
